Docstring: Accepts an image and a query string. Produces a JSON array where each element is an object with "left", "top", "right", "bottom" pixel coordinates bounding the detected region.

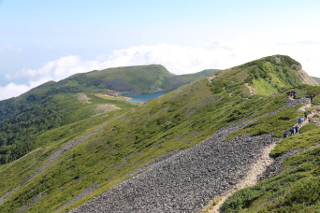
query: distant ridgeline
[
  {"left": 313, "top": 76, "right": 320, "bottom": 83},
  {"left": 0, "top": 65, "right": 218, "bottom": 164}
]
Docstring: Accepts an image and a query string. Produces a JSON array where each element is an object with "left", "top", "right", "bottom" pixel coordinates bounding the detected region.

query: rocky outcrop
[{"left": 296, "top": 69, "right": 319, "bottom": 86}]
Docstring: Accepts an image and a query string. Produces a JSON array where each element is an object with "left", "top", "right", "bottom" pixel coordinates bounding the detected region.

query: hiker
[
  {"left": 289, "top": 127, "right": 295, "bottom": 136},
  {"left": 310, "top": 93, "right": 316, "bottom": 104},
  {"left": 283, "top": 131, "right": 290, "bottom": 138},
  {"left": 297, "top": 117, "right": 303, "bottom": 125},
  {"left": 291, "top": 90, "right": 296, "bottom": 99},
  {"left": 294, "top": 125, "right": 300, "bottom": 134}
]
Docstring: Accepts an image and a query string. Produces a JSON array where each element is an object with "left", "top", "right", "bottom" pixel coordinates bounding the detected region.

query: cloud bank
[{"left": 2, "top": 41, "right": 320, "bottom": 100}]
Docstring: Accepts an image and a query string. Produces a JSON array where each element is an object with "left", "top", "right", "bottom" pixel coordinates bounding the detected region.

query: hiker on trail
[
  {"left": 310, "top": 93, "right": 316, "bottom": 104},
  {"left": 294, "top": 125, "right": 299, "bottom": 134},
  {"left": 289, "top": 127, "right": 295, "bottom": 136},
  {"left": 287, "top": 90, "right": 296, "bottom": 99},
  {"left": 283, "top": 131, "right": 290, "bottom": 138},
  {"left": 291, "top": 90, "right": 296, "bottom": 99},
  {"left": 298, "top": 117, "right": 303, "bottom": 125}
]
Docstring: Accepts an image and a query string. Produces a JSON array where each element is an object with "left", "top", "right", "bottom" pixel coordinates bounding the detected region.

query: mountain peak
[{"left": 213, "top": 55, "right": 318, "bottom": 96}]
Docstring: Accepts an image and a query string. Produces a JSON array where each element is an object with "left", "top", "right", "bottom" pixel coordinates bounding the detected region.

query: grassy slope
[
  {"left": 0, "top": 55, "right": 318, "bottom": 212},
  {"left": 60, "top": 64, "right": 173, "bottom": 94},
  {"left": 0, "top": 91, "right": 137, "bottom": 164},
  {"left": 0, "top": 65, "right": 294, "bottom": 212},
  {"left": 0, "top": 65, "right": 216, "bottom": 164},
  {"left": 216, "top": 55, "right": 304, "bottom": 96},
  {"left": 57, "top": 65, "right": 219, "bottom": 94}
]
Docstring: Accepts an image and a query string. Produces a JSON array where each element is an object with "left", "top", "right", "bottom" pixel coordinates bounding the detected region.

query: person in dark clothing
[
  {"left": 289, "top": 127, "right": 295, "bottom": 136},
  {"left": 283, "top": 131, "right": 290, "bottom": 138},
  {"left": 294, "top": 125, "right": 299, "bottom": 134},
  {"left": 291, "top": 90, "right": 296, "bottom": 99},
  {"left": 304, "top": 111, "right": 309, "bottom": 120},
  {"left": 310, "top": 93, "right": 316, "bottom": 104}
]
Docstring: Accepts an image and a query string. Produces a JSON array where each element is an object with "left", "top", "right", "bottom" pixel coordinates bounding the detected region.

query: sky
[{"left": 1, "top": 0, "right": 320, "bottom": 100}]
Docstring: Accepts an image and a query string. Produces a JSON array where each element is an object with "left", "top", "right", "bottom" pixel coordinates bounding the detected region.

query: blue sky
[{"left": 1, "top": 0, "right": 320, "bottom": 100}]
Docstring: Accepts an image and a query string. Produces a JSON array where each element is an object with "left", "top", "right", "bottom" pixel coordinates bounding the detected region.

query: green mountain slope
[
  {"left": 55, "top": 64, "right": 219, "bottom": 94},
  {"left": 212, "top": 55, "right": 318, "bottom": 96},
  {"left": 0, "top": 91, "right": 137, "bottom": 164},
  {"left": 0, "top": 65, "right": 217, "bottom": 164},
  {"left": 0, "top": 55, "right": 319, "bottom": 212}
]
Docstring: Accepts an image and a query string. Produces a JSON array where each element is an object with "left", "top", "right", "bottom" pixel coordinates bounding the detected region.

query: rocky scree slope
[{"left": 70, "top": 98, "right": 306, "bottom": 213}]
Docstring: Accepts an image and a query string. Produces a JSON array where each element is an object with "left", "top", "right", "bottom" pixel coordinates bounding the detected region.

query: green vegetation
[
  {"left": 0, "top": 92, "right": 137, "bottom": 164},
  {"left": 271, "top": 124, "right": 320, "bottom": 157},
  {"left": 0, "top": 77, "right": 291, "bottom": 213},
  {"left": 1, "top": 55, "right": 319, "bottom": 212},
  {"left": 56, "top": 65, "right": 218, "bottom": 94},
  {"left": 294, "top": 84, "right": 320, "bottom": 105},
  {"left": 218, "top": 55, "right": 304, "bottom": 96},
  {"left": 227, "top": 104, "right": 302, "bottom": 140},
  {"left": 0, "top": 65, "right": 216, "bottom": 164}
]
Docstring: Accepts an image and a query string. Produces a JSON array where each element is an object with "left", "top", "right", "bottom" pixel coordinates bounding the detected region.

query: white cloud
[
  {"left": 0, "top": 78, "right": 50, "bottom": 101},
  {"left": 12, "top": 42, "right": 320, "bottom": 80},
  {"left": 14, "top": 55, "right": 101, "bottom": 81},
  {"left": 2, "top": 41, "right": 320, "bottom": 101}
]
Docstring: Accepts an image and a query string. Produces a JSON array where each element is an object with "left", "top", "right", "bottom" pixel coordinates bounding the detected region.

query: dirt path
[
  {"left": 298, "top": 103, "right": 311, "bottom": 112},
  {"left": 208, "top": 142, "right": 276, "bottom": 213},
  {"left": 244, "top": 83, "right": 256, "bottom": 95},
  {"left": 206, "top": 101, "right": 317, "bottom": 213}
]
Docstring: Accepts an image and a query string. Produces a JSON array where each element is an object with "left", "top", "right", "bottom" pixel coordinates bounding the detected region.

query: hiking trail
[
  {"left": 70, "top": 98, "right": 308, "bottom": 213},
  {"left": 205, "top": 98, "right": 318, "bottom": 213},
  {"left": 244, "top": 83, "right": 256, "bottom": 95}
]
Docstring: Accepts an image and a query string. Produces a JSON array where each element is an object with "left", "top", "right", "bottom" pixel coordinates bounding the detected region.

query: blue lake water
[{"left": 124, "top": 91, "right": 169, "bottom": 103}]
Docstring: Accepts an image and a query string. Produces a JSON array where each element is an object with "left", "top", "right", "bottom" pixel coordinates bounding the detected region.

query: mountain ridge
[
  {"left": 0, "top": 55, "right": 319, "bottom": 212},
  {"left": 0, "top": 65, "right": 218, "bottom": 165}
]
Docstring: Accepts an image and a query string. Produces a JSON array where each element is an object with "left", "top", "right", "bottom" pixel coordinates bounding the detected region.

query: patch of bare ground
[
  {"left": 76, "top": 93, "right": 91, "bottom": 104},
  {"left": 244, "top": 83, "right": 256, "bottom": 95},
  {"left": 208, "top": 74, "right": 217, "bottom": 81},
  {"left": 94, "top": 104, "right": 120, "bottom": 115}
]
